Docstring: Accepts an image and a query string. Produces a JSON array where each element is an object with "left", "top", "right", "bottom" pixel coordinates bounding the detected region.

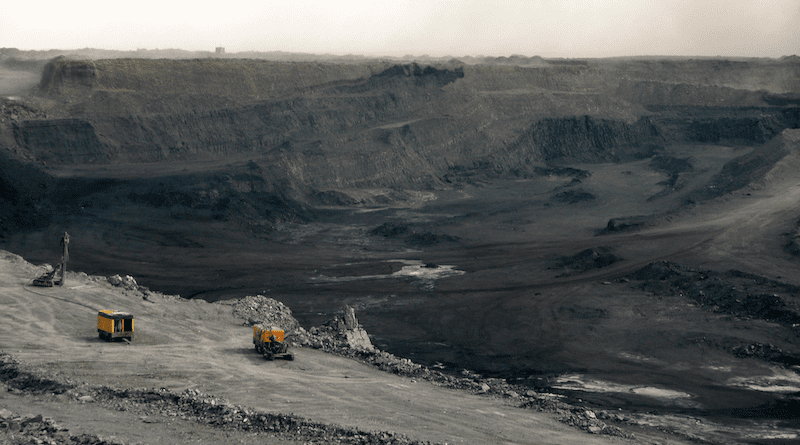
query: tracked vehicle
[
  {"left": 97, "top": 310, "right": 134, "bottom": 341},
  {"left": 253, "top": 324, "right": 293, "bottom": 360},
  {"left": 32, "top": 232, "right": 69, "bottom": 287}
]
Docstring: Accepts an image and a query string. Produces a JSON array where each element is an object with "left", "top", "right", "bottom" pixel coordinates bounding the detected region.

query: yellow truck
[
  {"left": 97, "top": 310, "right": 134, "bottom": 341},
  {"left": 253, "top": 324, "right": 293, "bottom": 360}
]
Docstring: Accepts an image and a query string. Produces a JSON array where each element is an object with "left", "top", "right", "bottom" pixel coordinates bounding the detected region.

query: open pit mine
[{"left": 1, "top": 48, "right": 800, "bottom": 444}]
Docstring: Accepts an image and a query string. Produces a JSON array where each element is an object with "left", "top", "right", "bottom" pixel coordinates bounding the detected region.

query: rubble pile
[
  {"left": 106, "top": 273, "right": 181, "bottom": 301},
  {"left": 550, "top": 246, "right": 621, "bottom": 276},
  {"left": 230, "top": 295, "right": 300, "bottom": 333},
  {"left": 106, "top": 274, "right": 138, "bottom": 290},
  {"left": 626, "top": 261, "right": 800, "bottom": 327},
  {"left": 0, "top": 98, "right": 48, "bottom": 125},
  {"left": 290, "top": 306, "right": 374, "bottom": 351},
  {"left": 0, "top": 408, "right": 122, "bottom": 445},
  {"left": 0, "top": 352, "right": 435, "bottom": 445}
]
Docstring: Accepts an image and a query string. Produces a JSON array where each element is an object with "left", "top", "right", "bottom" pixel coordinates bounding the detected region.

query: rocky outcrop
[
  {"left": 615, "top": 80, "right": 768, "bottom": 107},
  {"left": 2, "top": 56, "right": 800, "bottom": 242},
  {"left": 689, "top": 128, "right": 800, "bottom": 201},
  {"left": 39, "top": 57, "right": 98, "bottom": 91},
  {"left": 652, "top": 106, "right": 800, "bottom": 145},
  {"left": 293, "top": 305, "right": 374, "bottom": 351}
]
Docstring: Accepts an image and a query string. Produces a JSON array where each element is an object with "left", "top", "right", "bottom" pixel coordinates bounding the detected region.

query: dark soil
[
  {"left": 551, "top": 189, "right": 596, "bottom": 204},
  {"left": 550, "top": 246, "right": 621, "bottom": 275},
  {"left": 626, "top": 261, "right": 800, "bottom": 329}
]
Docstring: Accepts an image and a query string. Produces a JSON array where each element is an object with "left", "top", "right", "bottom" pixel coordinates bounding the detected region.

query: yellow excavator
[
  {"left": 32, "top": 232, "right": 69, "bottom": 287},
  {"left": 253, "top": 324, "right": 293, "bottom": 360}
]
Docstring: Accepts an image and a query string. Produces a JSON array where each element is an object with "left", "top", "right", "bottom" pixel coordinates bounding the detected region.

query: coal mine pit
[{"left": 2, "top": 52, "right": 800, "bottom": 444}]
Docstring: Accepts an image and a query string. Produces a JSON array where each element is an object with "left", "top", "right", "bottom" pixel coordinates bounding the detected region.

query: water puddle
[
  {"left": 312, "top": 259, "right": 464, "bottom": 290},
  {"left": 552, "top": 374, "right": 697, "bottom": 406},
  {"left": 727, "top": 367, "right": 800, "bottom": 393},
  {"left": 632, "top": 413, "right": 799, "bottom": 442}
]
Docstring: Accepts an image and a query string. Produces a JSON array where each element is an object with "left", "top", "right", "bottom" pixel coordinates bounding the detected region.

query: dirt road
[{"left": 0, "top": 250, "right": 688, "bottom": 445}]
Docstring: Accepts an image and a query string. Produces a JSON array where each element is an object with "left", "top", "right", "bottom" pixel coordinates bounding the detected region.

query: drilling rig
[{"left": 32, "top": 232, "right": 70, "bottom": 287}]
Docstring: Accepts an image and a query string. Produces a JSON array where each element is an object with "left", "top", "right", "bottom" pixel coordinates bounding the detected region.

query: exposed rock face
[
  {"left": 1, "top": 56, "right": 799, "bottom": 242},
  {"left": 39, "top": 57, "right": 98, "bottom": 92},
  {"left": 343, "top": 305, "right": 357, "bottom": 330},
  {"left": 689, "top": 128, "right": 800, "bottom": 201},
  {"left": 507, "top": 116, "right": 662, "bottom": 163}
]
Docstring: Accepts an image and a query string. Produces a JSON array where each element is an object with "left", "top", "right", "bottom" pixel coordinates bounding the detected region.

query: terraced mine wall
[{"left": 1, "top": 56, "right": 799, "bottom": 238}]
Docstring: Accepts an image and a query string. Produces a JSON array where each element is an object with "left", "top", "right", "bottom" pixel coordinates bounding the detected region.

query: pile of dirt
[
  {"left": 291, "top": 310, "right": 374, "bottom": 352},
  {"left": 731, "top": 342, "right": 800, "bottom": 366},
  {"left": 550, "top": 247, "right": 620, "bottom": 276},
  {"left": 535, "top": 166, "right": 591, "bottom": 186},
  {"left": 230, "top": 295, "right": 301, "bottom": 333},
  {"left": 596, "top": 214, "right": 659, "bottom": 234},
  {"left": 1, "top": 97, "right": 48, "bottom": 124},
  {"left": 550, "top": 189, "right": 595, "bottom": 204},
  {"left": 106, "top": 273, "right": 180, "bottom": 302},
  {"left": 370, "top": 222, "right": 410, "bottom": 238},
  {"left": 626, "top": 261, "right": 800, "bottom": 329},
  {"left": 370, "top": 223, "right": 460, "bottom": 247},
  {"left": 0, "top": 250, "right": 49, "bottom": 276},
  {"left": 0, "top": 407, "right": 119, "bottom": 445}
]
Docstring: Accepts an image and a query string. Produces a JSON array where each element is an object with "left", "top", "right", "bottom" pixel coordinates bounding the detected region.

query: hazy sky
[{"left": 3, "top": 0, "right": 798, "bottom": 58}]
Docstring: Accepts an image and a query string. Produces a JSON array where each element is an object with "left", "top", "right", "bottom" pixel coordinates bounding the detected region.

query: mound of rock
[
  {"left": 550, "top": 246, "right": 621, "bottom": 276},
  {"left": 597, "top": 215, "right": 656, "bottom": 234},
  {"left": 231, "top": 295, "right": 300, "bottom": 333},
  {"left": 107, "top": 274, "right": 138, "bottom": 290},
  {"left": 551, "top": 189, "right": 595, "bottom": 204},
  {"left": 626, "top": 261, "right": 800, "bottom": 328},
  {"left": 106, "top": 273, "right": 178, "bottom": 301},
  {"left": 370, "top": 222, "right": 460, "bottom": 247},
  {"left": 0, "top": 250, "right": 50, "bottom": 277},
  {"left": 371, "top": 222, "right": 410, "bottom": 238},
  {"left": 291, "top": 305, "right": 374, "bottom": 351},
  {"left": 0, "top": 407, "right": 121, "bottom": 445}
]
